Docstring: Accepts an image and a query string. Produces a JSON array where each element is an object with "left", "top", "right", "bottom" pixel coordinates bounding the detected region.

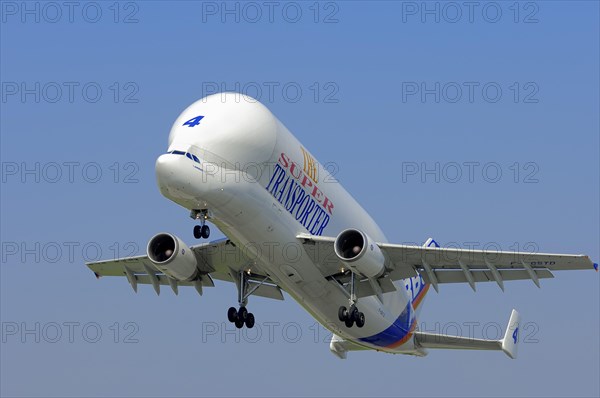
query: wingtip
[
  {"left": 594, "top": 263, "right": 598, "bottom": 272},
  {"left": 501, "top": 309, "right": 520, "bottom": 359}
]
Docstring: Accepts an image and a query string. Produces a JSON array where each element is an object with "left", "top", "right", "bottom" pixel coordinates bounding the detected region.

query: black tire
[
  {"left": 344, "top": 317, "right": 354, "bottom": 328},
  {"left": 356, "top": 312, "right": 365, "bottom": 328},
  {"left": 193, "top": 225, "right": 202, "bottom": 239},
  {"left": 234, "top": 318, "right": 244, "bottom": 329},
  {"left": 245, "top": 313, "right": 255, "bottom": 329},
  {"left": 201, "top": 225, "right": 210, "bottom": 239},
  {"left": 350, "top": 306, "right": 359, "bottom": 322},
  {"left": 227, "top": 307, "right": 237, "bottom": 323},
  {"left": 338, "top": 306, "right": 348, "bottom": 322},
  {"left": 238, "top": 306, "right": 248, "bottom": 321}
]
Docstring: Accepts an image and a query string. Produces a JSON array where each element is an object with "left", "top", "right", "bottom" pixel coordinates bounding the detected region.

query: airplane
[{"left": 87, "top": 92, "right": 598, "bottom": 359}]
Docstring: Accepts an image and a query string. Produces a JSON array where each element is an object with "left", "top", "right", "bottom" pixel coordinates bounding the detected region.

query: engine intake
[
  {"left": 147, "top": 233, "right": 199, "bottom": 281},
  {"left": 334, "top": 229, "right": 385, "bottom": 278}
]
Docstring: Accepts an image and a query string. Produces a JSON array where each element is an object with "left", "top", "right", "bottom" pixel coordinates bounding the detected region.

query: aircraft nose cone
[
  {"left": 155, "top": 153, "right": 190, "bottom": 197},
  {"left": 155, "top": 153, "right": 176, "bottom": 183},
  {"left": 154, "top": 151, "right": 233, "bottom": 211}
]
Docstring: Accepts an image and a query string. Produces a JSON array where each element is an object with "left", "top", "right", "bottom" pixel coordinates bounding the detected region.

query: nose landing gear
[
  {"left": 193, "top": 224, "right": 210, "bottom": 239},
  {"left": 191, "top": 209, "right": 210, "bottom": 239}
]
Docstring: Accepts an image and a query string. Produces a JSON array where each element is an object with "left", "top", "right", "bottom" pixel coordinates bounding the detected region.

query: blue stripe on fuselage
[{"left": 358, "top": 302, "right": 413, "bottom": 347}]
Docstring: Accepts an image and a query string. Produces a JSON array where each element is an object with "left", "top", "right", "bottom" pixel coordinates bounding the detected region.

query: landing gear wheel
[
  {"left": 238, "top": 306, "right": 248, "bottom": 321},
  {"left": 245, "top": 313, "right": 255, "bottom": 329},
  {"left": 227, "top": 307, "right": 238, "bottom": 323},
  {"left": 338, "top": 306, "right": 348, "bottom": 322},
  {"left": 344, "top": 317, "right": 354, "bottom": 328},
  {"left": 340, "top": 305, "right": 364, "bottom": 328},
  {"left": 234, "top": 318, "right": 244, "bottom": 329},
  {"left": 349, "top": 306, "right": 359, "bottom": 322},
  {"left": 193, "top": 225, "right": 202, "bottom": 239},
  {"left": 201, "top": 225, "right": 210, "bottom": 239},
  {"left": 228, "top": 270, "right": 262, "bottom": 329},
  {"left": 355, "top": 312, "right": 365, "bottom": 328}
]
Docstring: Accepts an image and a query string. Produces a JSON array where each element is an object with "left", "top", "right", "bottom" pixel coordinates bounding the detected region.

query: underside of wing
[
  {"left": 86, "top": 238, "right": 284, "bottom": 300},
  {"left": 297, "top": 233, "right": 597, "bottom": 293},
  {"left": 380, "top": 242, "right": 596, "bottom": 292}
]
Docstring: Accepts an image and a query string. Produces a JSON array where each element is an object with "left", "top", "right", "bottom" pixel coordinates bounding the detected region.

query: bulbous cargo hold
[{"left": 168, "top": 92, "right": 279, "bottom": 167}]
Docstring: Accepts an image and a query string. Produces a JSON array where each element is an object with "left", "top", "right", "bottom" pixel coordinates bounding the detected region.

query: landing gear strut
[
  {"left": 191, "top": 209, "right": 210, "bottom": 239},
  {"left": 226, "top": 269, "right": 265, "bottom": 329},
  {"left": 338, "top": 272, "right": 365, "bottom": 328}
]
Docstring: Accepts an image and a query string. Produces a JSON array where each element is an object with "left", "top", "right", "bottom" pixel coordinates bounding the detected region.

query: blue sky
[{"left": 1, "top": 1, "right": 598, "bottom": 397}]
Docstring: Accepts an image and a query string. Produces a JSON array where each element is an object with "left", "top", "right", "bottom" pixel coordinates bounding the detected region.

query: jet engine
[
  {"left": 147, "top": 233, "right": 199, "bottom": 281},
  {"left": 334, "top": 229, "right": 386, "bottom": 278}
]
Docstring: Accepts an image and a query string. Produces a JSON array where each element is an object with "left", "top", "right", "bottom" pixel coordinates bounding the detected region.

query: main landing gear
[
  {"left": 338, "top": 304, "right": 365, "bottom": 328},
  {"left": 191, "top": 209, "right": 210, "bottom": 239},
  {"left": 338, "top": 272, "right": 365, "bottom": 328},
  {"left": 227, "top": 269, "right": 264, "bottom": 329},
  {"left": 227, "top": 305, "right": 255, "bottom": 329}
]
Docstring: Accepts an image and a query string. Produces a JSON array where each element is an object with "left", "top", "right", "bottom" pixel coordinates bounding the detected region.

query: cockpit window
[{"left": 168, "top": 150, "right": 201, "bottom": 164}]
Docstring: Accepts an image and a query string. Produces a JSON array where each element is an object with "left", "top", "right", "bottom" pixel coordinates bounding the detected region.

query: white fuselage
[{"left": 156, "top": 93, "right": 428, "bottom": 354}]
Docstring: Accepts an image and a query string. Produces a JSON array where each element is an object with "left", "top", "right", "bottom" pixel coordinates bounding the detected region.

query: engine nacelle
[
  {"left": 147, "top": 233, "right": 199, "bottom": 281},
  {"left": 334, "top": 229, "right": 385, "bottom": 279}
]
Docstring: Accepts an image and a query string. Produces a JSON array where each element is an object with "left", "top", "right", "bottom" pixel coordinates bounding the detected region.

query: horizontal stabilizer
[{"left": 414, "top": 309, "right": 521, "bottom": 359}]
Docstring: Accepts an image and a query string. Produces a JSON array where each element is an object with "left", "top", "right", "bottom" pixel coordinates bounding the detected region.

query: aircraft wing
[
  {"left": 297, "top": 234, "right": 597, "bottom": 292},
  {"left": 86, "top": 238, "right": 284, "bottom": 300}
]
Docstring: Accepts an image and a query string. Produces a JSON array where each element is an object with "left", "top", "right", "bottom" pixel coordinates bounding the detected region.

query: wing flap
[
  {"left": 247, "top": 281, "right": 285, "bottom": 300},
  {"left": 328, "top": 275, "right": 397, "bottom": 300},
  {"left": 134, "top": 274, "right": 215, "bottom": 288},
  {"left": 422, "top": 269, "right": 554, "bottom": 284},
  {"left": 298, "top": 235, "right": 341, "bottom": 277},
  {"left": 87, "top": 255, "right": 149, "bottom": 276}
]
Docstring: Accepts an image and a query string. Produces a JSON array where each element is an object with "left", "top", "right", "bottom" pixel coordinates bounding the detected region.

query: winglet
[
  {"left": 501, "top": 309, "right": 521, "bottom": 359},
  {"left": 594, "top": 263, "right": 598, "bottom": 272},
  {"left": 424, "top": 238, "right": 440, "bottom": 248}
]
